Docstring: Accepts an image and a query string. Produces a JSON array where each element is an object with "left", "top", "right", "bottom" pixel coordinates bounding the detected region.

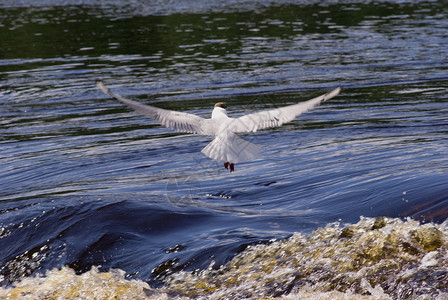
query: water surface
[{"left": 1, "top": 0, "right": 448, "bottom": 299}]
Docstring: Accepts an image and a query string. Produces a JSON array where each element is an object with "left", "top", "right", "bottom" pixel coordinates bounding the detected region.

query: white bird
[{"left": 97, "top": 81, "right": 340, "bottom": 172}]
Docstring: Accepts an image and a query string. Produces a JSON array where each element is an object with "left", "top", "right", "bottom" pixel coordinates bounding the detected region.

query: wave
[{"left": 1, "top": 216, "right": 447, "bottom": 299}]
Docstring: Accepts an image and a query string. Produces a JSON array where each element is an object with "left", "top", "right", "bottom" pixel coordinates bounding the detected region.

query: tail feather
[{"left": 201, "top": 133, "right": 261, "bottom": 164}]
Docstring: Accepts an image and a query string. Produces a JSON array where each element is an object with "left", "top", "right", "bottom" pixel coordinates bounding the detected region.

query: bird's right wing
[
  {"left": 97, "top": 81, "right": 216, "bottom": 135},
  {"left": 227, "top": 87, "right": 340, "bottom": 133}
]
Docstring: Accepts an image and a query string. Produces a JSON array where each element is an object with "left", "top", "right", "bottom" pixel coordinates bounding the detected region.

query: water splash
[
  {"left": 1, "top": 217, "right": 447, "bottom": 299},
  {"left": 161, "top": 217, "right": 448, "bottom": 299}
]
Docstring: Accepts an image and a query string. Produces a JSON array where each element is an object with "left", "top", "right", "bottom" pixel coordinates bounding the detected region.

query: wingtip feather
[
  {"left": 96, "top": 80, "right": 110, "bottom": 95},
  {"left": 323, "top": 87, "right": 341, "bottom": 102}
]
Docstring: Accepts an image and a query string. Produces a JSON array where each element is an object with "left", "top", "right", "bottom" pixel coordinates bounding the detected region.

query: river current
[{"left": 1, "top": 0, "right": 448, "bottom": 299}]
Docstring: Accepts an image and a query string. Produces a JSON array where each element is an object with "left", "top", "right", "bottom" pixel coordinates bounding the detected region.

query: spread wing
[
  {"left": 228, "top": 87, "right": 341, "bottom": 133},
  {"left": 97, "top": 81, "right": 215, "bottom": 135}
]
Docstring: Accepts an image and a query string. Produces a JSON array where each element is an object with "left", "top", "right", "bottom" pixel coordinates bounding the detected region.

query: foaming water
[
  {"left": 0, "top": 267, "right": 156, "bottom": 299},
  {"left": 1, "top": 217, "right": 448, "bottom": 299}
]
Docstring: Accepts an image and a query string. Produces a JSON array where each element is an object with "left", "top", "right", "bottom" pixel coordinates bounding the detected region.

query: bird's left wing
[
  {"left": 227, "top": 87, "right": 341, "bottom": 133},
  {"left": 97, "top": 81, "right": 215, "bottom": 135}
]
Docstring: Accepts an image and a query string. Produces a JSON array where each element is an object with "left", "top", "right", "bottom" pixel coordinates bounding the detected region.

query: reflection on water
[{"left": 1, "top": 0, "right": 448, "bottom": 299}]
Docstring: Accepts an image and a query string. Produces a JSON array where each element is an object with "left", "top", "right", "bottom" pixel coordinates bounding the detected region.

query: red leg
[
  {"left": 230, "top": 163, "right": 234, "bottom": 172},
  {"left": 224, "top": 162, "right": 229, "bottom": 169}
]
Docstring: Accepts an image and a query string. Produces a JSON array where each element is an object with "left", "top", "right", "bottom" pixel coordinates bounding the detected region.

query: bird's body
[
  {"left": 97, "top": 81, "right": 340, "bottom": 172},
  {"left": 202, "top": 103, "right": 262, "bottom": 170}
]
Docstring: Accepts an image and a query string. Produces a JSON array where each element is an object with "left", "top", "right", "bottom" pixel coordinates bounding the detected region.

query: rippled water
[{"left": 1, "top": 0, "right": 448, "bottom": 299}]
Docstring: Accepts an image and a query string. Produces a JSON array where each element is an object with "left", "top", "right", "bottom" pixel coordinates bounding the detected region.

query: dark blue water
[{"left": 1, "top": 1, "right": 448, "bottom": 298}]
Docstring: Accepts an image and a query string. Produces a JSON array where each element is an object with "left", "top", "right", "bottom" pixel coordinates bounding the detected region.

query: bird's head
[{"left": 214, "top": 102, "right": 227, "bottom": 109}]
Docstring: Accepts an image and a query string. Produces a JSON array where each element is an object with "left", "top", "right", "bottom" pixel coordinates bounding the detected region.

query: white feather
[
  {"left": 227, "top": 87, "right": 341, "bottom": 133},
  {"left": 97, "top": 81, "right": 340, "bottom": 164},
  {"left": 96, "top": 81, "right": 216, "bottom": 135},
  {"left": 201, "top": 132, "right": 261, "bottom": 164}
]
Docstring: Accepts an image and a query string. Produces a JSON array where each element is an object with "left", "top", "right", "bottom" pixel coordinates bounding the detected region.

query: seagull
[{"left": 97, "top": 81, "right": 340, "bottom": 172}]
